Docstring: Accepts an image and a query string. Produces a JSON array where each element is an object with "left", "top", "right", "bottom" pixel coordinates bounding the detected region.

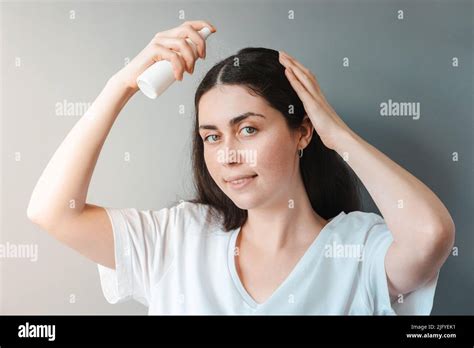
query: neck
[{"left": 240, "top": 177, "right": 327, "bottom": 254}]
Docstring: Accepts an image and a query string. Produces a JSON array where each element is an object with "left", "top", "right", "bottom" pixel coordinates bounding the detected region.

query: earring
[{"left": 298, "top": 148, "right": 304, "bottom": 158}]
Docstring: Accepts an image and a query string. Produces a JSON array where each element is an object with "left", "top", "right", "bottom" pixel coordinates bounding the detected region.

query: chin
[{"left": 228, "top": 194, "right": 263, "bottom": 210}]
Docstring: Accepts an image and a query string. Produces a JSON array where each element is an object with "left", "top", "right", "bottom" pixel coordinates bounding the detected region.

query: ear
[{"left": 298, "top": 114, "right": 314, "bottom": 150}]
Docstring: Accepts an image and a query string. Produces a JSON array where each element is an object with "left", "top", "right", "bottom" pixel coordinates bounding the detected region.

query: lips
[
  {"left": 224, "top": 174, "right": 258, "bottom": 183},
  {"left": 225, "top": 174, "right": 258, "bottom": 189}
]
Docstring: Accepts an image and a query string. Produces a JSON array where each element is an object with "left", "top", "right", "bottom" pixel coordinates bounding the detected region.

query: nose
[{"left": 219, "top": 136, "right": 243, "bottom": 167}]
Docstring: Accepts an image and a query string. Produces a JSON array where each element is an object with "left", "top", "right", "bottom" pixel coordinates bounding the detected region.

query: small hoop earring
[{"left": 298, "top": 148, "right": 304, "bottom": 158}]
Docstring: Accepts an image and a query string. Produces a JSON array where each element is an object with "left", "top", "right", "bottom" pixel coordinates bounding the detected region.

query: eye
[
  {"left": 240, "top": 126, "right": 257, "bottom": 136},
  {"left": 204, "top": 134, "right": 220, "bottom": 143}
]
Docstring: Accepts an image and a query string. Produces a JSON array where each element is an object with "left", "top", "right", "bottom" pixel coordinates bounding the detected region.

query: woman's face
[{"left": 198, "top": 84, "right": 304, "bottom": 210}]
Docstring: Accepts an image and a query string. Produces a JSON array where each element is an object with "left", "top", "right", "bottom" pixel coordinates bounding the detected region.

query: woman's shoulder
[
  {"left": 159, "top": 200, "right": 225, "bottom": 234},
  {"left": 344, "top": 210, "right": 386, "bottom": 226},
  {"left": 108, "top": 201, "right": 225, "bottom": 237},
  {"left": 330, "top": 210, "right": 390, "bottom": 243}
]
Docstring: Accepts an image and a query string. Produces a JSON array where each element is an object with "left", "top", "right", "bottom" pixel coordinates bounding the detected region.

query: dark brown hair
[{"left": 189, "top": 47, "right": 361, "bottom": 231}]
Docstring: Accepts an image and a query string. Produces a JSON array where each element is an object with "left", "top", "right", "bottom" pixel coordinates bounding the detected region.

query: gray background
[{"left": 0, "top": 0, "right": 472, "bottom": 314}]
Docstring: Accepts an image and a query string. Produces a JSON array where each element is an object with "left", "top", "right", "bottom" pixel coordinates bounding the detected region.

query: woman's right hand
[{"left": 112, "top": 20, "right": 217, "bottom": 92}]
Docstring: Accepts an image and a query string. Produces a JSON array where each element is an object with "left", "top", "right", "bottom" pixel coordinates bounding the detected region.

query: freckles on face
[{"left": 198, "top": 84, "right": 299, "bottom": 208}]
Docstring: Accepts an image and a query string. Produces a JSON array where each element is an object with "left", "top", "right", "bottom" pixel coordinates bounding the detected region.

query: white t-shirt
[{"left": 97, "top": 201, "right": 439, "bottom": 315}]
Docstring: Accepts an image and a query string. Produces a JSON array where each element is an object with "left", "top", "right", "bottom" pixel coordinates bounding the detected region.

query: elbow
[
  {"left": 26, "top": 194, "right": 41, "bottom": 223},
  {"left": 26, "top": 205, "right": 54, "bottom": 231},
  {"left": 26, "top": 206, "right": 44, "bottom": 226},
  {"left": 426, "top": 216, "right": 456, "bottom": 259},
  {"left": 434, "top": 215, "right": 455, "bottom": 245},
  {"left": 26, "top": 194, "right": 56, "bottom": 229},
  {"left": 27, "top": 203, "right": 77, "bottom": 236},
  {"left": 26, "top": 205, "right": 41, "bottom": 224}
]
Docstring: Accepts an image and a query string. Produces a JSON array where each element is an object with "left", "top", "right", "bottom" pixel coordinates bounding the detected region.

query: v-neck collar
[{"left": 227, "top": 211, "right": 346, "bottom": 309}]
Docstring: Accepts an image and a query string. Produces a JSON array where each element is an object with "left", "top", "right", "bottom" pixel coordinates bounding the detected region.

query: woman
[{"left": 27, "top": 20, "right": 455, "bottom": 315}]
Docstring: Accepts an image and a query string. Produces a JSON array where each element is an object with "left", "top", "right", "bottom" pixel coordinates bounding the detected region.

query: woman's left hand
[{"left": 279, "top": 50, "right": 353, "bottom": 151}]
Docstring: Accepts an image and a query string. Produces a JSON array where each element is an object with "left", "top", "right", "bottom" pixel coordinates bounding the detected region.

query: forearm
[
  {"left": 27, "top": 74, "right": 137, "bottom": 227},
  {"left": 333, "top": 129, "right": 455, "bottom": 247}
]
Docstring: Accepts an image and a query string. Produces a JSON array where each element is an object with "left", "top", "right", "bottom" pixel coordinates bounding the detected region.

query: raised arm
[
  {"left": 27, "top": 20, "right": 216, "bottom": 269},
  {"left": 278, "top": 50, "right": 455, "bottom": 299}
]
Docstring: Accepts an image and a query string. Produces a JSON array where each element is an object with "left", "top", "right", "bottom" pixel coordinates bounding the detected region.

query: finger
[
  {"left": 280, "top": 51, "right": 317, "bottom": 81},
  {"left": 159, "top": 37, "right": 197, "bottom": 73},
  {"left": 279, "top": 51, "right": 319, "bottom": 90},
  {"left": 172, "top": 51, "right": 187, "bottom": 80},
  {"left": 181, "top": 25, "right": 207, "bottom": 59},
  {"left": 280, "top": 54, "right": 319, "bottom": 99},
  {"left": 176, "top": 37, "right": 198, "bottom": 72},
  {"left": 152, "top": 45, "right": 186, "bottom": 80},
  {"left": 181, "top": 20, "right": 217, "bottom": 33},
  {"left": 284, "top": 67, "right": 315, "bottom": 107}
]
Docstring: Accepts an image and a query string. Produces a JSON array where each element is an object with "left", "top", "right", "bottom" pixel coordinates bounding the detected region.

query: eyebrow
[{"left": 198, "top": 112, "right": 266, "bottom": 131}]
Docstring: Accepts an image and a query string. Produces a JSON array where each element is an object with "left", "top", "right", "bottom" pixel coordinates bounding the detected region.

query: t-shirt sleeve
[
  {"left": 96, "top": 205, "right": 179, "bottom": 307},
  {"left": 361, "top": 219, "right": 439, "bottom": 315}
]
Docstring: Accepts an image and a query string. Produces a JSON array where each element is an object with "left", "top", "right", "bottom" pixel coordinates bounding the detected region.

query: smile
[{"left": 226, "top": 174, "right": 258, "bottom": 189}]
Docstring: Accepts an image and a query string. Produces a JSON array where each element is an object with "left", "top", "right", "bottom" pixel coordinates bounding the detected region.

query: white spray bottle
[{"left": 136, "top": 27, "right": 213, "bottom": 99}]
